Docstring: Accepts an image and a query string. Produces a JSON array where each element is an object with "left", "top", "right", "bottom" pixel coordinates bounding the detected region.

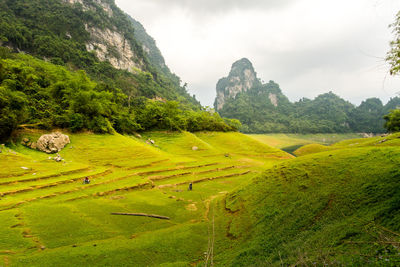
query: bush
[{"left": 384, "top": 109, "right": 400, "bottom": 132}]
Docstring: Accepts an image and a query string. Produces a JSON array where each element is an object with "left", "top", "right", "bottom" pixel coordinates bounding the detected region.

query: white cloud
[{"left": 116, "top": 0, "right": 400, "bottom": 106}]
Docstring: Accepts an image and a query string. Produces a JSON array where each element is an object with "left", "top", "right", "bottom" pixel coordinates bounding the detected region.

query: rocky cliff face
[
  {"left": 214, "top": 58, "right": 261, "bottom": 110},
  {"left": 63, "top": 0, "right": 145, "bottom": 72},
  {"left": 84, "top": 25, "right": 144, "bottom": 71},
  {"left": 67, "top": 0, "right": 172, "bottom": 75},
  {"left": 64, "top": 0, "right": 113, "bottom": 16}
]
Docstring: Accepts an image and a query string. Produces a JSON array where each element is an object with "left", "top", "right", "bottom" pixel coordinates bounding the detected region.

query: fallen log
[{"left": 110, "top": 212, "right": 170, "bottom": 220}]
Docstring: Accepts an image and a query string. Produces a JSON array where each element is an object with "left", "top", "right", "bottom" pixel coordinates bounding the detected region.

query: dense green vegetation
[
  {"left": 0, "top": 0, "right": 199, "bottom": 109},
  {"left": 218, "top": 81, "right": 400, "bottom": 134},
  {"left": 0, "top": 50, "right": 240, "bottom": 141},
  {"left": 384, "top": 109, "right": 400, "bottom": 132}
]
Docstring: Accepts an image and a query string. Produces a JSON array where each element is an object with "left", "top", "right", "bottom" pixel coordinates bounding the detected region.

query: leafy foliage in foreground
[
  {"left": 387, "top": 10, "right": 400, "bottom": 75},
  {"left": 0, "top": 51, "right": 239, "bottom": 141}
]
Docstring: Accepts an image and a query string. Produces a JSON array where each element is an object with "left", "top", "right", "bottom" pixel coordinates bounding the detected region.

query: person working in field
[
  {"left": 83, "top": 176, "right": 90, "bottom": 184},
  {"left": 188, "top": 182, "right": 193, "bottom": 191}
]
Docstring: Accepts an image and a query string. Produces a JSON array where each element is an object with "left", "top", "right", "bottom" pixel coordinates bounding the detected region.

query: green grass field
[
  {"left": 0, "top": 130, "right": 290, "bottom": 266},
  {"left": 249, "top": 133, "right": 363, "bottom": 154},
  {"left": 1, "top": 131, "right": 399, "bottom": 266}
]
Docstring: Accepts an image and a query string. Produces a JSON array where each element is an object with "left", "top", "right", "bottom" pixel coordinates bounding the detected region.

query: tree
[
  {"left": 388, "top": 11, "right": 400, "bottom": 75},
  {"left": 384, "top": 109, "right": 400, "bottom": 132},
  {"left": 0, "top": 86, "right": 28, "bottom": 141}
]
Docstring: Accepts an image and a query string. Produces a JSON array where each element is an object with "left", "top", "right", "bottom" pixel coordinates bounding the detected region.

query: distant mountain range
[{"left": 215, "top": 58, "right": 400, "bottom": 133}]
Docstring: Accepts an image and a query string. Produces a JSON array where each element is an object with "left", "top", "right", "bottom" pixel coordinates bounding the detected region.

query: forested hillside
[
  {"left": 216, "top": 59, "right": 400, "bottom": 134},
  {"left": 0, "top": 50, "right": 240, "bottom": 141},
  {"left": 0, "top": 0, "right": 241, "bottom": 141},
  {"left": 0, "top": 0, "right": 199, "bottom": 106}
]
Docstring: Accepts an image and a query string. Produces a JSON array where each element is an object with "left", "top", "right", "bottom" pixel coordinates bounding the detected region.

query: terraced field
[{"left": 0, "top": 131, "right": 290, "bottom": 266}]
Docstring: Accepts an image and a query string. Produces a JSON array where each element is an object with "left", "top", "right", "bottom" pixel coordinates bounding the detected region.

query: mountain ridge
[{"left": 215, "top": 58, "right": 400, "bottom": 133}]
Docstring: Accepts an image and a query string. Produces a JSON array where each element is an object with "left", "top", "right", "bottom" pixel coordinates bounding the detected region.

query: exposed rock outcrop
[
  {"left": 269, "top": 93, "right": 278, "bottom": 107},
  {"left": 214, "top": 58, "right": 261, "bottom": 110},
  {"left": 85, "top": 25, "right": 144, "bottom": 71},
  {"left": 64, "top": 0, "right": 113, "bottom": 17},
  {"left": 36, "top": 133, "right": 70, "bottom": 154},
  {"left": 63, "top": 0, "right": 144, "bottom": 71}
]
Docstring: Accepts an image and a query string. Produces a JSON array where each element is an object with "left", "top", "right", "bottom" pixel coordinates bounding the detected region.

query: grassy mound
[
  {"left": 214, "top": 145, "right": 400, "bottom": 266},
  {"left": 250, "top": 133, "right": 362, "bottom": 155},
  {"left": 293, "top": 143, "right": 334, "bottom": 156}
]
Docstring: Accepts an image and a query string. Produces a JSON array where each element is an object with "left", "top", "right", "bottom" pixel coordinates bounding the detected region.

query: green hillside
[
  {"left": 0, "top": 50, "right": 240, "bottom": 141},
  {"left": 0, "top": 0, "right": 197, "bottom": 106},
  {"left": 0, "top": 130, "right": 289, "bottom": 266},
  {"left": 212, "top": 135, "right": 400, "bottom": 266},
  {"left": 1, "top": 131, "right": 399, "bottom": 266}
]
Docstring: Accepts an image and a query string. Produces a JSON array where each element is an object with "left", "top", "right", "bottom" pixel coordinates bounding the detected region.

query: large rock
[{"left": 36, "top": 132, "right": 70, "bottom": 154}]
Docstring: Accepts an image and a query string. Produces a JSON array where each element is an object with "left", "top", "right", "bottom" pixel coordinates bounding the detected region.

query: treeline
[
  {"left": 0, "top": 50, "right": 240, "bottom": 141},
  {"left": 219, "top": 81, "right": 400, "bottom": 134}
]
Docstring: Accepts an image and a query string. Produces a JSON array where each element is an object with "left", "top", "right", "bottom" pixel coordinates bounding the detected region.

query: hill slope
[
  {"left": 0, "top": 0, "right": 198, "bottom": 106},
  {"left": 0, "top": 51, "right": 241, "bottom": 142},
  {"left": 0, "top": 130, "right": 289, "bottom": 266},
  {"left": 213, "top": 137, "right": 400, "bottom": 266},
  {"left": 1, "top": 131, "right": 400, "bottom": 266}
]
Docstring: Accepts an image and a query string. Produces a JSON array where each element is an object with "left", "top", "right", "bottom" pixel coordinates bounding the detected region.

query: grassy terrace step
[
  {"left": 0, "top": 169, "right": 112, "bottom": 197},
  {"left": 1, "top": 161, "right": 220, "bottom": 197},
  {"left": 0, "top": 169, "right": 141, "bottom": 208},
  {"left": 55, "top": 168, "right": 250, "bottom": 203},
  {"left": 157, "top": 170, "right": 254, "bottom": 189},
  {"left": 0, "top": 167, "right": 94, "bottom": 186},
  {"left": 135, "top": 162, "right": 219, "bottom": 176},
  {"left": 113, "top": 159, "right": 170, "bottom": 169},
  {"left": 0, "top": 161, "right": 242, "bottom": 209},
  {"left": 147, "top": 165, "right": 245, "bottom": 181},
  {"left": 0, "top": 153, "right": 88, "bottom": 181},
  {"left": 152, "top": 167, "right": 255, "bottom": 186},
  {"left": 60, "top": 165, "right": 249, "bottom": 201}
]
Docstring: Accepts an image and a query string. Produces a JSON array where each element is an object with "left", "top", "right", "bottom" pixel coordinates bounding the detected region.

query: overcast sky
[{"left": 115, "top": 0, "right": 400, "bottom": 107}]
